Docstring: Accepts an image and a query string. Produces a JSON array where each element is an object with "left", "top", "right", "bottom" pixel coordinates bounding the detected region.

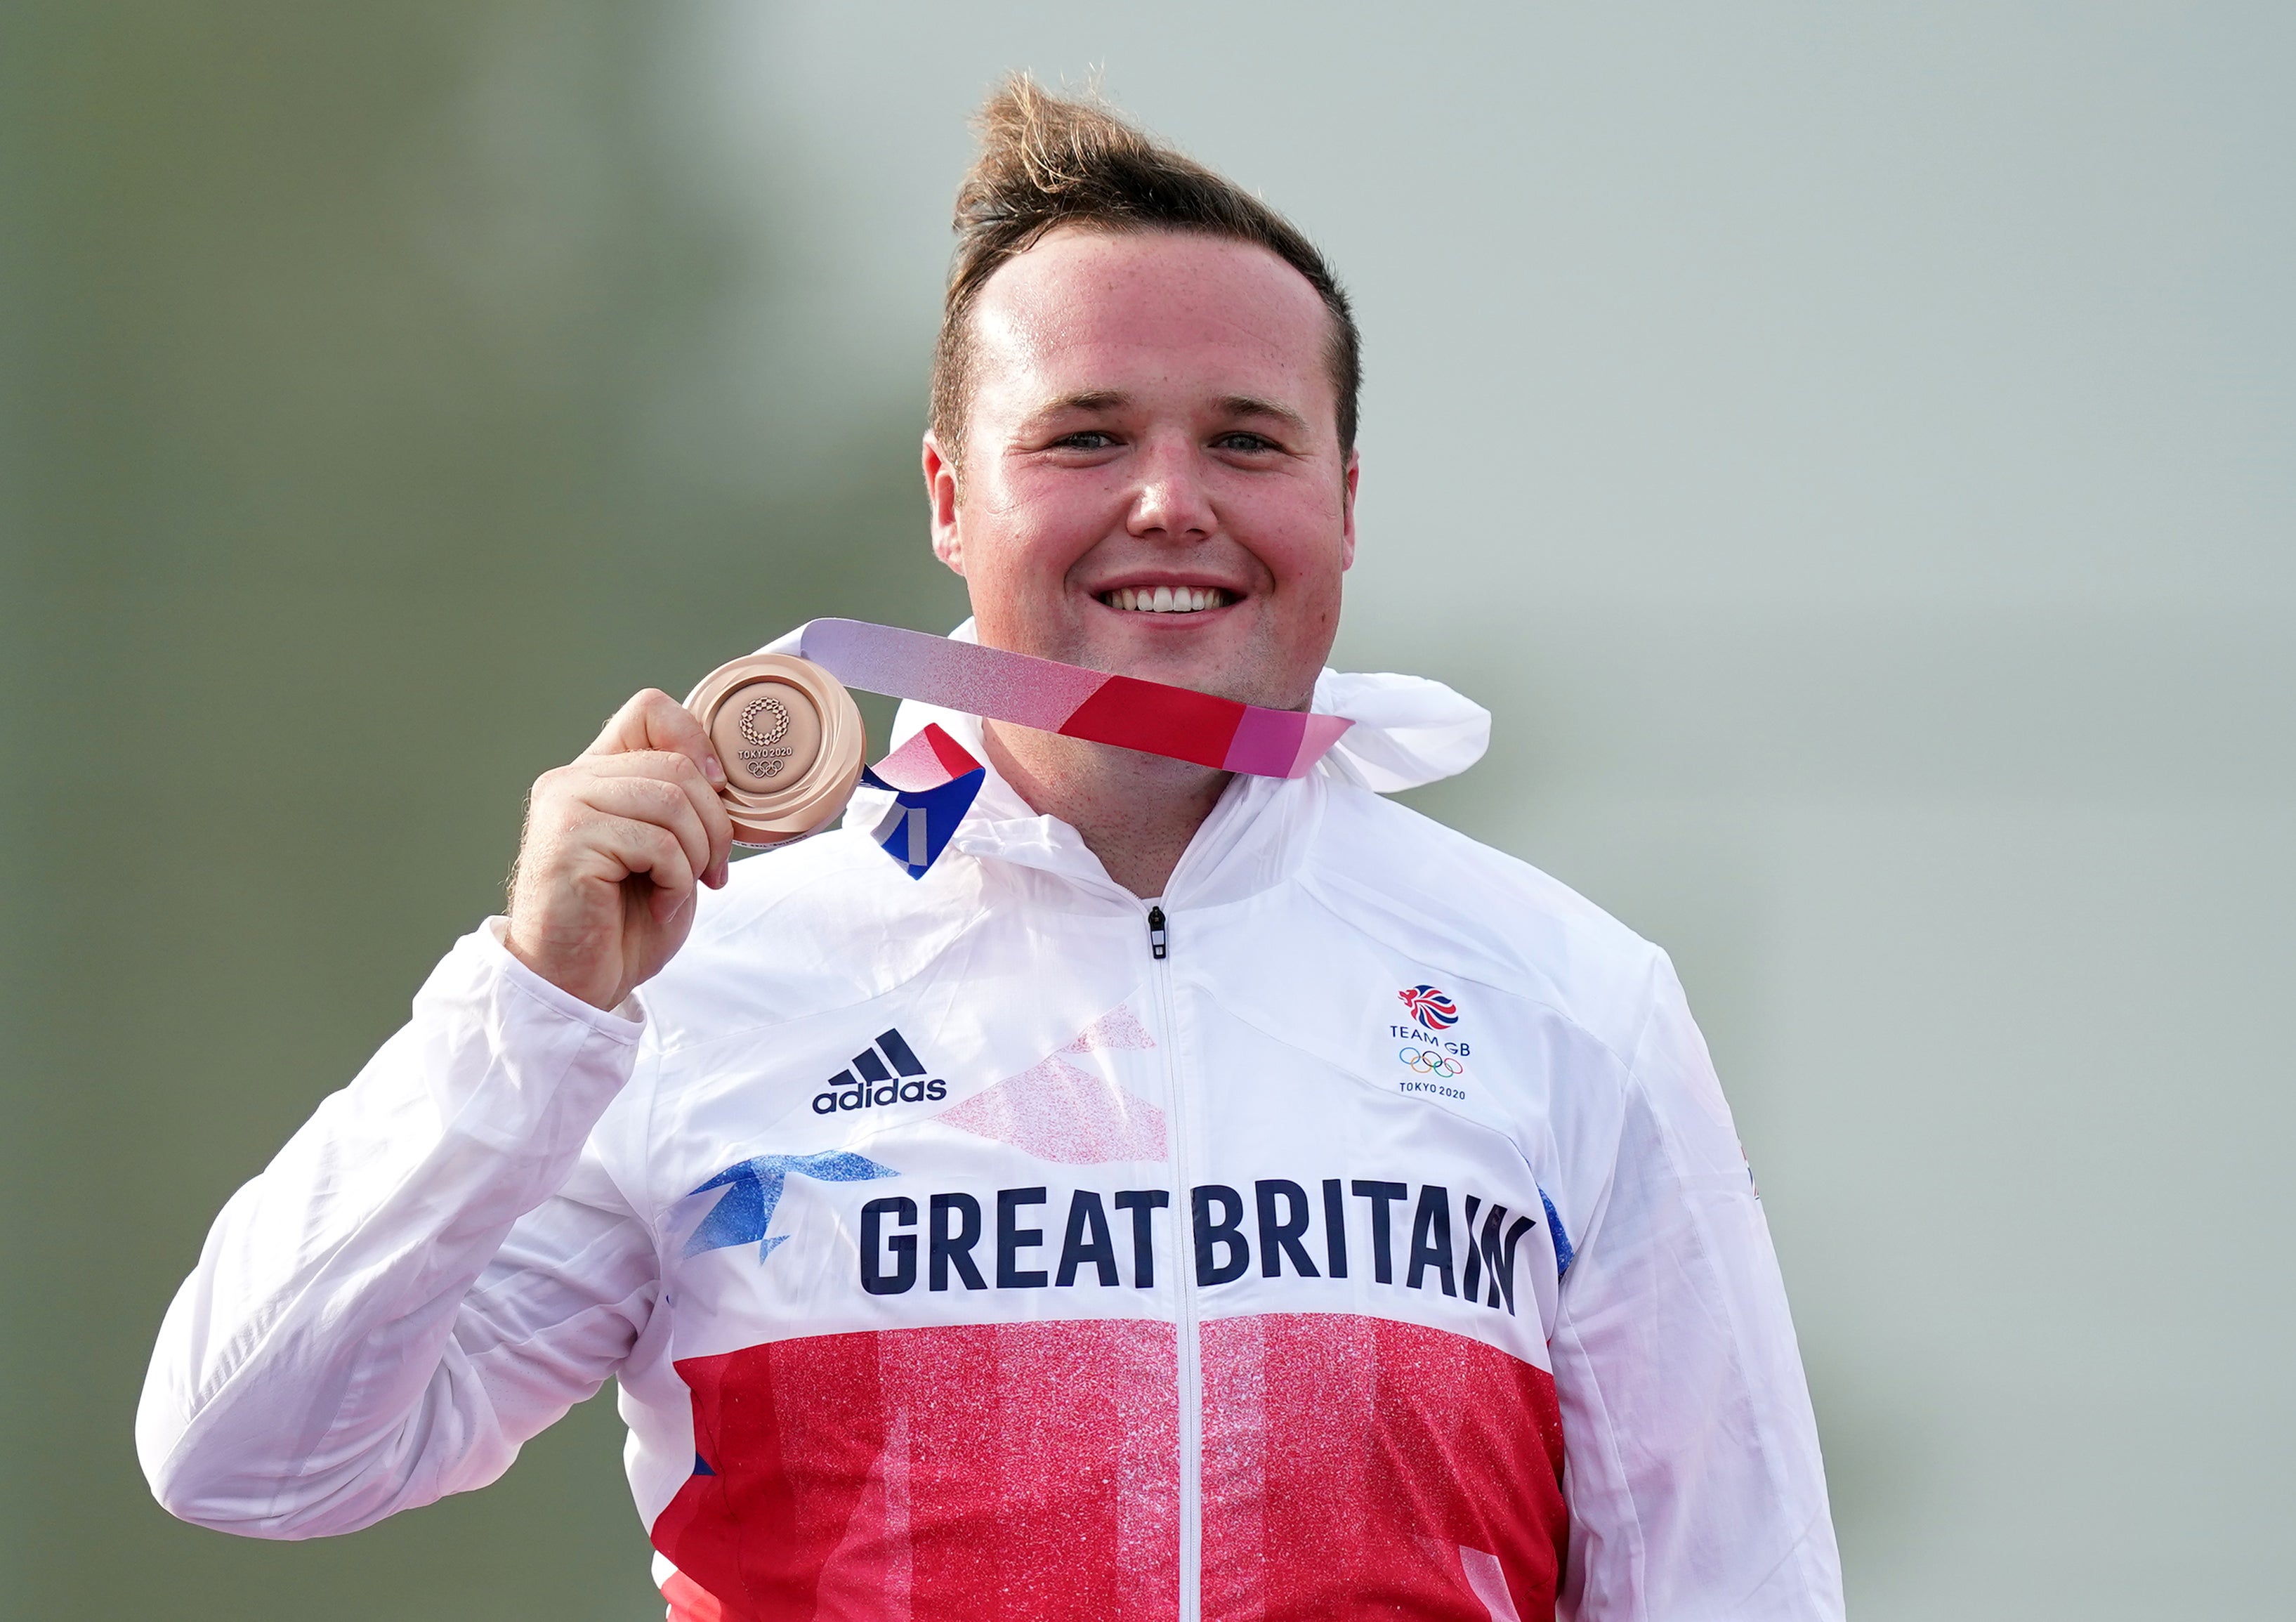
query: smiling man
[
  {"left": 140, "top": 80, "right": 1844, "bottom": 1621},
  {"left": 929, "top": 219, "right": 1354, "bottom": 898}
]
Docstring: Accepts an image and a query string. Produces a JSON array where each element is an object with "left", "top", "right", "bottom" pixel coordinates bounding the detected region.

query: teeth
[{"left": 1103, "top": 586, "right": 1231, "bottom": 613}]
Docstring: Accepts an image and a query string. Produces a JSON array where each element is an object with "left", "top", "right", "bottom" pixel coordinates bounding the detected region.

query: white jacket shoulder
[{"left": 1304, "top": 782, "right": 1669, "bottom": 1065}]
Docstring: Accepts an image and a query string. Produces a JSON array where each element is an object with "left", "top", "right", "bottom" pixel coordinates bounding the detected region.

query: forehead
[{"left": 966, "top": 228, "right": 1333, "bottom": 413}]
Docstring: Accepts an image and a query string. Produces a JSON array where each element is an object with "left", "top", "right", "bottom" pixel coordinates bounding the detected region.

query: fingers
[
  {"left": 564, "top": 772, "right": 720, "bottom": 896},
  {"left": 581, "top": 691, "right": 735, "bottom": 885},
  {"left": 586, "top": 689, "right": 726, "bottom": 792},
  {"left": 577, "top": 813, "right": 699, "bottom": 924},
  {"left": 507, "top": 695, "right": 742, "bottom": 1008},
  {"left": 576, "top": 752, "right": 735, "bottom": 887}
]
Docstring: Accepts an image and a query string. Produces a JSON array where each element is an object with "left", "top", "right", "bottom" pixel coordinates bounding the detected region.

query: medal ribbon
[
  {"left": 788, "top": 617, "right": 1353, "bottom": 778},
  {"left": 778, "top": 619, "right": 1353, "bottom": 878}
]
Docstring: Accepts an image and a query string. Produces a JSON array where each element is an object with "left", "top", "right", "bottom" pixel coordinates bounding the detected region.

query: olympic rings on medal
[{"left": 1398, "top": 1045, "right": 1465, "bottom": 1079}]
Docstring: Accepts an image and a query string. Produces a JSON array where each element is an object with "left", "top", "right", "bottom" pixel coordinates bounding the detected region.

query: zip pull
[{"left": 1146, "top": 905, "right": 1168, "bottom": 961}]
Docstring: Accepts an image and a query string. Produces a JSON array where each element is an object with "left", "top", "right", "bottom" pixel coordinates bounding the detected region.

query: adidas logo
[{"left": 811, "top": 1029, "right": 949, "bottom": 1116}]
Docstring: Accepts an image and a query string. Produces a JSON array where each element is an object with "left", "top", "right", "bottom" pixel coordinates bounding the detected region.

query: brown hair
[{"left": 930, "top": 75, "right": 1360, "bottom": 473}]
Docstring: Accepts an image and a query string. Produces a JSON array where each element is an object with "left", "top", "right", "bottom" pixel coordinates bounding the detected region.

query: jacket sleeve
[
  {"left": 1549, "top": 956, "right": 1845, "bottom": 1621},
  {"left": 136, "top": 920, "right": 661, "bottom": 1538}
]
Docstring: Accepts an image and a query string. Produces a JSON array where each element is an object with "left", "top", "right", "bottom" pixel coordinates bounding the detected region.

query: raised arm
[{"left": 138, "top": 690, "right": 735, "bottom": 1536}]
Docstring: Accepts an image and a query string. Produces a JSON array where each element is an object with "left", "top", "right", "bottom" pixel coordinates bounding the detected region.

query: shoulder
[{"left": 1302, "top": 781, "right": 1668, "bottom": 1066}]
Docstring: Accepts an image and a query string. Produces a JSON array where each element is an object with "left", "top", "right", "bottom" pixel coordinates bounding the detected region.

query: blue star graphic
[{"left": 681, "top": 1150, "right": 899, "bottom": 1262}]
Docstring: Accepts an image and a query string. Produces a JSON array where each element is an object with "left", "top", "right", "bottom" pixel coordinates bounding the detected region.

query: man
[{"left": 140, "top": 79, "right": 1844, "bottom": 1621}]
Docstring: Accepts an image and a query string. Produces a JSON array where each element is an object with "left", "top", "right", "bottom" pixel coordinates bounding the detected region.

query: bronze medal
[{"left": 682, "top": 654, "right": 865, "bottom": 847}]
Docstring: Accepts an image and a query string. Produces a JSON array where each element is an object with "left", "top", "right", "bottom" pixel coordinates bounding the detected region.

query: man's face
[{"left": 925, "top": 227, "right": 1356, "bottom": 713}]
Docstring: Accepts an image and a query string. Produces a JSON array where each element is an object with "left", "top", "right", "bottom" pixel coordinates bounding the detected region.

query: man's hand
[{"left": 506, "top": 690, "right": 736, "bottom": 1012}]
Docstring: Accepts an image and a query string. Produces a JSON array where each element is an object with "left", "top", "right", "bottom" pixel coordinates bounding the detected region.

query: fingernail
[
  {"left": 709, "top": 859, "right": 730, "bottom": 888},
  {"left": 703, "top": 754, "right": 725, "bottom": 784}
]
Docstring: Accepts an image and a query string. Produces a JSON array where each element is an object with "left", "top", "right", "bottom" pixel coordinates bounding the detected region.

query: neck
[{"left": 982, "top": 720, "right": 1231, "bottom": 899}]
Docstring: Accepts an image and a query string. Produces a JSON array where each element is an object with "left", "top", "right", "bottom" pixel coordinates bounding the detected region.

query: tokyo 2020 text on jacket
[{"left": 138, "top": 647, "right": 1845, "bottom": 1622}]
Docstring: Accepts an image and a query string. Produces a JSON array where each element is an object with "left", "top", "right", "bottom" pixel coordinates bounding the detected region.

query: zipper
[{"left": 1146, "top": 899, "right": 1198, "bottom": 1619}]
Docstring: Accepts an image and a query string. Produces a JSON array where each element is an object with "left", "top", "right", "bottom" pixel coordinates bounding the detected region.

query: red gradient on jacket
[
  {"left": 662, "top": 1569, "right": 728, "bottom": 1621},
  {"left": 656, "top": 1320, "right": 1179, "bottom": 1621},
  {"left": 1200, "top": 1314, "right": 1566, "bottom": 1621},
  {"left": 655, "top": 1314, "right": 1564, "bottom": 1622}
]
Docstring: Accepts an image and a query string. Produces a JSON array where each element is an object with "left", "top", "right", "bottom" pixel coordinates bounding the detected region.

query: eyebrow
[
  {"left": 1032, "top": 389, "right": 1311, "bottom": 434},
  {"left": 1036, "top": 389, "right": 1129, "bottom": 416},
  {"left": 1216, "top": 394, "right": 1311, "bottom": 434}
]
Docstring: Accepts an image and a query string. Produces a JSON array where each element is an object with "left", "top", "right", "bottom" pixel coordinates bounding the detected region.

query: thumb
[{"left": 587, "top": 688, "right": 726, "bottom": 785}]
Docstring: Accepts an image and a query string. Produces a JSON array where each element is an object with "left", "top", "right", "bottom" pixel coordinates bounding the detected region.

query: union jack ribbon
[{"left": 858, "top": 723, "right": 987, "bottom": 879}]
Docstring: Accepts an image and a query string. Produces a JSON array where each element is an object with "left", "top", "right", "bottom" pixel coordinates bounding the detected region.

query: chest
[{"left": 641, "top": 912, "right": 1570, "bottom": 1375}]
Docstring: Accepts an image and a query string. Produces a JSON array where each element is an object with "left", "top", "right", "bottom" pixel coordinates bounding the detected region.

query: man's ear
[
  {"left": 1339, "top": 450, "right": 1360, "bottom": 572},
  {"left": 924, "top": 432, "right": 964, "bottom": 576}
]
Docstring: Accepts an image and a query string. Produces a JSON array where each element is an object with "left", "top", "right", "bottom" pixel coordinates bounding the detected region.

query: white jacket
[{"left": 138, "top": 664, "right": 1844, "bottom": 1622}]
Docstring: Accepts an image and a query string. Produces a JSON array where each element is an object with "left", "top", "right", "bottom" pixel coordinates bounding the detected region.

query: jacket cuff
[{"left": 473, "top": 916, "right": 648, "bottom": 1038}]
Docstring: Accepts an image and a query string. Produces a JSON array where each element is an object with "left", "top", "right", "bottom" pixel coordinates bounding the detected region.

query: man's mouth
[{"left": 1098, "top": 585, "right": 1234, "bottom": 614}]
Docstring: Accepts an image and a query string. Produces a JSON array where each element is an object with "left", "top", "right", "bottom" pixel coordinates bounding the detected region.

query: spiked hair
[{"left": 929, "top": 76, "right": 1359, "bottom": 471}]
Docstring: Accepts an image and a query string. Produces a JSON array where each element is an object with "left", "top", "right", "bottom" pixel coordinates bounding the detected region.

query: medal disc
[{"left": 683, "top": 654, "right": 865, "bottom": 846}]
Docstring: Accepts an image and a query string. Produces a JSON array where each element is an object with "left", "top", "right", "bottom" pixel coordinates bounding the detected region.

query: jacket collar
[
  {"left": 845, "top": 696, "right": 1315, "bottom": 911},
  {"left": 841, "top": 620, "right": 1487, "bottom": 911}
]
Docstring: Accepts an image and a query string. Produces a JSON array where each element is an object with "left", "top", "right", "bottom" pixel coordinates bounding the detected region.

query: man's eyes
[{"left": 1040, "top": 429, "right": 1285, "bottom": 453}]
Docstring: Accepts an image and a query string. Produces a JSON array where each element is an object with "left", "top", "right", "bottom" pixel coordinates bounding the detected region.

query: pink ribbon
[{"left": 792, "top": 619, "right": 1352, "bottom": 779}]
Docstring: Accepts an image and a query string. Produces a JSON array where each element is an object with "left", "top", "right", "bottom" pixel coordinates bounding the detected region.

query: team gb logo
[{"left": 1398, "top": 984, "right": 1459, "bottom": 1030}]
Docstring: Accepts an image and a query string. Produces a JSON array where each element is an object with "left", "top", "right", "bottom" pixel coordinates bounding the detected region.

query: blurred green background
[{"left": 4, "top": 3, "right": 2290, "bottom": 1618}]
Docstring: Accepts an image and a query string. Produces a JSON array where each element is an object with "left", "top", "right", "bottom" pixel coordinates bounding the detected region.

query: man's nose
[{"left": 1125, "top": 440, "right": 1216, "bottom": 542}]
